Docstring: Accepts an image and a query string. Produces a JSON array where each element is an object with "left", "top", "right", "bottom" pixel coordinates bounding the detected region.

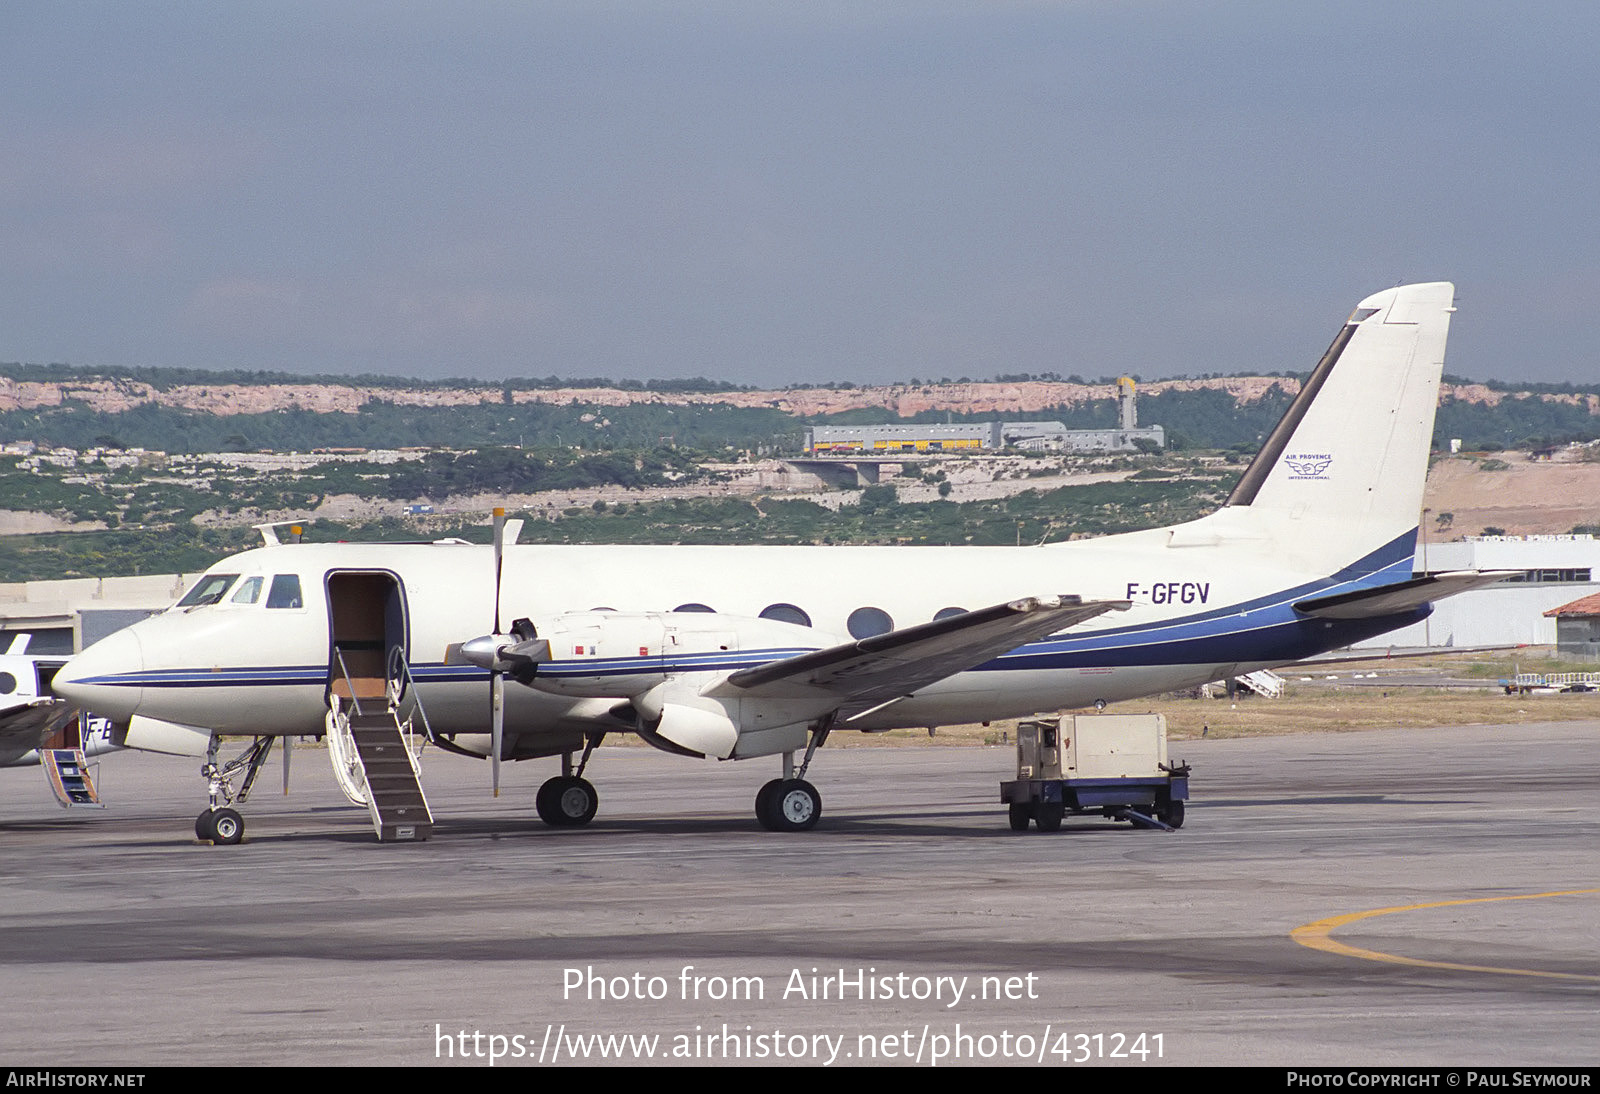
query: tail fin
[{"left": 1223, "top": 282, "right": 1454, "bottom": 564}]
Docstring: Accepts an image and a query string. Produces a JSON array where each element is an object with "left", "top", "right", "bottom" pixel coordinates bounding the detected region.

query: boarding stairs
[
  {"left": 43, "top": 748, "right": 103, "bottom": 808},
  {"left": 1234, "top": 669, "right": 1286, "bottom": 698},
  {"left": 326, "top": 649, "right": 434, "bottom": 842}
]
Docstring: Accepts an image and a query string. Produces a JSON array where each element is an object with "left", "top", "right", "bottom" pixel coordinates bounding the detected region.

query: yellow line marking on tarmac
[{"left": 1291, "top": 888, "right": 1600, "bottom": 982}]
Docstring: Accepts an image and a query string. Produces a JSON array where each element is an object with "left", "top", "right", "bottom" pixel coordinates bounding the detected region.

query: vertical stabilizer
[{"left": 1224, "top": 282, "right": 1453, "bottom": 561}]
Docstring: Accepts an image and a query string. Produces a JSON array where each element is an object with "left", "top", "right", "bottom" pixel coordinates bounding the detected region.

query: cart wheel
[
  {"left": 1007, "top": 803, "right": 1032, "bottom": 831},
  {"left": 1160, "top": 800, "right": 1185, "bottom": 829},
  {"left": 1035, "top": 803, "right": 1064, "bottom": 832}
]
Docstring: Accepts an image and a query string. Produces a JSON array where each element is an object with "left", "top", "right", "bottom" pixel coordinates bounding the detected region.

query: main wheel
[
  {"left": 557, "top": 777, "right": 598, "bottom": 826},
  {"left": 754, "top": 779, "right": 784, "bottom": 830},
  {"left": 209, "top": 807, "right": 244, "bottom": 845},
  {"left": 1034, "top": 802, "right": 1064, "bottom": 832},
  {"left": 537, "top": 776, "right": 599, "bottom": 827},
  {"left": 1008, "top": 803, "right": 1032, "bottom": 831},
  {"left": 535, "top": 779, "right": 562, "bottom": 825},
  {"left": 770, "top": 779, "right": 821, "bottom": 832}
]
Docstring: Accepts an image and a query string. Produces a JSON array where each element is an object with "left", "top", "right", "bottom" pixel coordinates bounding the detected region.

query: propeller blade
[
  {"left": 492, "top": 506, "right": 506, "bottom": 636},
  {"left": 491, "top": 670, "right": 504, "bottom": 797},
  {"left": 491, "top": 506, "right": 507, "bottom": 797}
]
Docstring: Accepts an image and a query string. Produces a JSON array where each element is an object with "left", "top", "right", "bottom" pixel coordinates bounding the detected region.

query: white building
[{"left": 1355, "top": 534, "right": 1600, "bottom": 649}]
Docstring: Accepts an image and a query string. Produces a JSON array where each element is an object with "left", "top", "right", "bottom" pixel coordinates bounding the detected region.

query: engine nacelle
[
  {"left": 632, "top": 681, "right": 824, "bottom": 761},
  {"left": 652, "top": 702, "right": 740, "bottom": 759},
  {"left": 523, "top": 611, "right": 833, "bottom": 701}
]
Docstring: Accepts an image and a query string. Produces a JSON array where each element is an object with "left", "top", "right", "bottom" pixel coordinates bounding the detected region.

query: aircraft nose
[{"left": 53, "top": 627, "right": 146, "bottom": 720}]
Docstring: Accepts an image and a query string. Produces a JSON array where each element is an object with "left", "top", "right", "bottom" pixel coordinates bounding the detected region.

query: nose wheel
[
  {"left": 193, "top": 735, "right": 274, "bottom": 845},
  {"left": 196, "top": 807, "right": 244, "bottom": 845}
]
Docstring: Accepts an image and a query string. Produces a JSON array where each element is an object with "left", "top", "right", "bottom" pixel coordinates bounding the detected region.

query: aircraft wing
[
  {"left": 708, "top": 596, "right": 1128, "bottom": 715},
  {"left": 1292, "top": 571, "right": 1518, "bottom": 620},
  {"left": 0, "top": 699, "right": 79, "bottom": 766}
]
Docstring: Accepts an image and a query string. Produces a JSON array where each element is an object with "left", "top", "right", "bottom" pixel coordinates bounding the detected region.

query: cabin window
[
  {"left": 760, "top": 603, "right": 812, "bottom": 627},
  {"left": 266, "top": 574, "right": 304, "bottom": 609},
  {"left": 847, "top": 606, "right": 894, "bottom": 639},
  {"left": 673, "top": 603, "right": 716, "bottom": 613},
  {"left": 177, "top": 574, "right": 239, "bottom": 608},
  {"left": 0, "top": 672, "right": 14, "bottom": 695},
  {"left": 230, "top": 577, "right": 264, "bottom": 605},
  {"left": 933, "top": 607, "right": 967, "bottom": 621}
]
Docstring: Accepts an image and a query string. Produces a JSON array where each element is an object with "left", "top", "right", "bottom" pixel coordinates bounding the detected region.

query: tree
[{"left": 858, "top": 484, "right": 898, "bottom": 514}]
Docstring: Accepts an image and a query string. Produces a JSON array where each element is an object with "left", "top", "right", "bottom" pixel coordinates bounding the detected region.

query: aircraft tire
[
  {"left": 535, "top": 778, "right": 562, "bottom": 825},
  {"left": 1034, "top": 803, "right": 1064, "bottom": 832},
  {"left": 1008, "top": 803, "right": 1032, "bottom": 831},
  {"left": 754, "top": 779, "right": 784, "bottom": 830},
  {"left": 210, "top": 808, "right": 244, "bottom": 845},
  {"left": 557, "top": 777, "right": 599, "bottom": 826},
  {"left": 537, "top": 776, "right": 598, "bottom": 827},
  {"left": 771, "top": 779, "right": 821, "bottom": 832},
  {"left": 195, "top": 810, "right": 215, "bottom": 841}
]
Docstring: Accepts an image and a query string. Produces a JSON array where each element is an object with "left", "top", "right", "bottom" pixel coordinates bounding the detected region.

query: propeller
[
  {"left": 490, "top": 506, "right": 505, "bottom": 796},
  {"left": 449, "top": 509, "right": 547, "bottom": 796}
]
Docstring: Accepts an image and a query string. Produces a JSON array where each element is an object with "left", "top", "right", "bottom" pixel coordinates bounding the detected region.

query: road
[{"left": 3, "top": 721, "right": 1596, "bottom": 1066}]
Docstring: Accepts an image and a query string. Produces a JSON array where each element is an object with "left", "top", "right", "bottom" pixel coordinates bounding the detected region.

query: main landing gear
[
  {"left": 536, "top": 731, "right": 602, "bottom": 827},
  {"left": 195, "top": 735, "right": 276, "bottom": 845},
  {"left": 755, "top": 722, "right": 830, "bottom": 832}
]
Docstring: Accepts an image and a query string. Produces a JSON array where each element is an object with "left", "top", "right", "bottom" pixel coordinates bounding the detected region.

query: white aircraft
[
  {"left": 0, "top": 634, "right": 116, "bottom": 807},
  {"left": 55, "top": 281, "right": 1499, "bottom": 843}
]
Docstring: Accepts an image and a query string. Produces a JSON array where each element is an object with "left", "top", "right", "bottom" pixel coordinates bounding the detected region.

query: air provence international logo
[{"left": 1283, "top": 453, "right": 1333, "bottom": 480}]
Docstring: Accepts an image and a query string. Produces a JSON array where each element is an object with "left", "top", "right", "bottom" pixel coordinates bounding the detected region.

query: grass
[
  {"left": 821, "top": 649, "right": 1600, "bottom": 746},
  {"left": 812, "top": 688, "right": 1600, "bottom": 749}
]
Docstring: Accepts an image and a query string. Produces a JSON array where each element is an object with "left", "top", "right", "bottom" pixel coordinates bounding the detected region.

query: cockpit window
[
  {"left": 230, "top": 576, "right": 264, "bottom": 605},
  {"left": 266, "top": 574, "right": 304, "bottom": 609},
  {"left": 177, "top": 574, "right": 239, "bottom": 608}
]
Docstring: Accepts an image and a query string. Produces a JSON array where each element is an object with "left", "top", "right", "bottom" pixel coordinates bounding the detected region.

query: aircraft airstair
[
  {"left": 1234, "top": 669, "right": 1285, "bottom": 698},
  {"left": 43, "top": 748, "right": 103, "bottom": 808},
  {"left": 327, "top": 650, "right": 434, "bottom": 842},
  {"left": 345, "top": 712, "right": 432, "bottom": 841}
]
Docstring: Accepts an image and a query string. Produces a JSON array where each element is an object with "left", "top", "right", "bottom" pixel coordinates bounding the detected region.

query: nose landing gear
[{"left": 194, "top": 735, "right": 276, "bottom": 845}]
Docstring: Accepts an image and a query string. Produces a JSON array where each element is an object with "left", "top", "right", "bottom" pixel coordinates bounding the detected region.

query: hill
[{"left": 3, "top": 364, "right": 1599, "bottom": 453}]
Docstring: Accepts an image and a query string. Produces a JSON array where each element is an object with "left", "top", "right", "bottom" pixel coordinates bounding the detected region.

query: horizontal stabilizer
[
  {"left": 714, "top": 595, "right": 1128, "bottom": 705},
  {"left": 1292, "top": 570, "right": 1516, "bottom": 620},
  {"left": 1295, "top": 643, "right": 1520, "bottom": 666}
]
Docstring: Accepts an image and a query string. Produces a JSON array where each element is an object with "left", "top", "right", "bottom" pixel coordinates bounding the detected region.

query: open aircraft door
[{"left": 326, "top": 571, "right": 411, "bottom": 706}]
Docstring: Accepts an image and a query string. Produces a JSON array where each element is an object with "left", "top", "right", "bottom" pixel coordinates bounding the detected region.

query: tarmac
[{"left": 3, "top": 720, "right": 1597, "bottom": 1067}]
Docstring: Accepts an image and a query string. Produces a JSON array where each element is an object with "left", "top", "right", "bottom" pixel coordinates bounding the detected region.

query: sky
[{"left": 3, "top": 1, "right": 1597, "bottom": 388}]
